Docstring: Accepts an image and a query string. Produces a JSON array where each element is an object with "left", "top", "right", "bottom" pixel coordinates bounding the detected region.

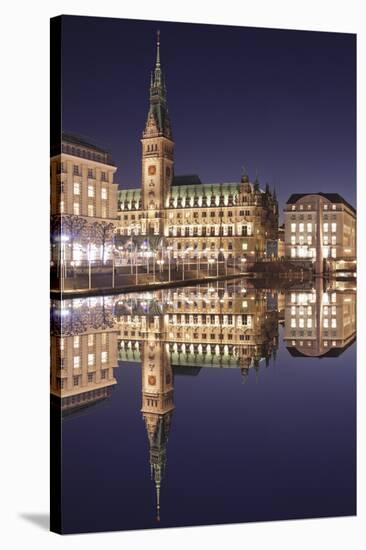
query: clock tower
[{"left": 141, "top": 31, "right": 174, "bottom": 233}]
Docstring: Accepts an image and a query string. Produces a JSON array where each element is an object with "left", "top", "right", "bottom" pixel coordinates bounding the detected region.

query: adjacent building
[
  {"left": 284, "top": 193, "right": 356, "bottom": 274},
  {"left": 50, "top": 133, "right": 119, "bottom": 266}
]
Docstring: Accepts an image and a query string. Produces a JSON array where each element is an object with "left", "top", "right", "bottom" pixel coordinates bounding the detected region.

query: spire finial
[{"left": 156, "top": 29, "right": 161, "bottom": 68}]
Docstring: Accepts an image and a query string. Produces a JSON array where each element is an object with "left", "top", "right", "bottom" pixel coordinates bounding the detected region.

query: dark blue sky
[{"left": 61, "top": 16, "right": 356, "bottom": 213}]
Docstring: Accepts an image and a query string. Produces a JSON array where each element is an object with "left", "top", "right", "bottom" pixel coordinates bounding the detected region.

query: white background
[{"left": 0, "top": 0, "right": 365, "bottom": 547}]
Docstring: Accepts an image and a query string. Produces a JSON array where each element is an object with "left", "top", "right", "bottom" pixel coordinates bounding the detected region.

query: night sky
[{"left": 61, "top": 15, "right": 356, "bottom": 216}]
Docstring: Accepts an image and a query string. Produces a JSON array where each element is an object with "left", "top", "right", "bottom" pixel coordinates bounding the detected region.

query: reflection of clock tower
[
  {"left": 141, "top": 31, "right": 174, "bottom": 234},
  {"left": 141, "top": 332, "right": 174, "bottom": 521}
]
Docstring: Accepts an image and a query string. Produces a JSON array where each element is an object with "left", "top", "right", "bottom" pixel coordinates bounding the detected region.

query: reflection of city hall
[{"left": 51, "top": 282, "right": 355, "bottom": 519}]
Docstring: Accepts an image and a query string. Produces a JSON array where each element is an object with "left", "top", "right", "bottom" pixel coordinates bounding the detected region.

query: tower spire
[{"left": 156, "top": 30, "right": 161, "bottom": 68}]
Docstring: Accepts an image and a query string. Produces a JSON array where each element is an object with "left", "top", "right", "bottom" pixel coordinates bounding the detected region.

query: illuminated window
[
  {"left": 291, "top": 235, "right": 296, "bottom": 245},
  {"left": 291, "top": 223, "right": 296, "bottom": 233},
  {"left": 73, "top": 202, "right": 80, "bottom": 215},
  {"left": 299, "top": 223, "right": 304, "bottom": 232},
  {"left": 291, "top": 293, "right": 296, "bottom": 303},
  {"left": 332, "top": 293, "right": 336, "bottom": 303},
  {"left": 323, "top": 204, "right": 328, "bottom": 210},
  {"left": 88, "top": 334, "right": 94, "bottom": 346},
  {"left": 323, "top": 223, "right": 328, "bottom": 232},
  {"left": 291, "top": 247, "right": 296, "bottom": 258},
  {"left": 331, "top": 223, "right": 336, "bottom": 233},
  {"left": 60, "top": 338, "right": 64, "bottom": 351},
  {"left": 331, "top": 235, "right": 336, "bottom": 245},
  {"left": 291, "top": 318, "right": 296, "bottom": 328},
  {"left": 101, "top": 351, "right": 108, "bottom": 363},
  {"left": 332, "top": 205, "right": 336, "bottom": 210},
  {"left": 307, "top": 318, "right": 312, "bottom": 328},
  {"left": 88, "top": 185, "right": 94, "bottom": 197},
  {"left": 59, "top": 201, "right": 64, "bottom": 213},
  {"left": 331, "top": 306, "right": 336, "bottom": 316},
  {"left": 299, "top": 204, "right": 304, "bottom": 210},
  {"left": 73, "top": 336, "right": 79, "bottom": 348},
  {"left": 307, "top": 235, "right": 312, "bottom": 245},
  {"left": 101, "top": 187, "right": 108, "bottom": 200},
  {"left": 88, "top": 353, "right": 95, "bottom": 366},
  {"left": 101, "top": 333, "right": 107, "bottom": 345},
  {"left": 323, "top": 318, "right": 329, "bottom": 328},
  {"left": 299, "top": 318, "right": 304, "bottom": 328},
  {"left": 73, "top": 182, "right": 80, "bottom": 195},
  {"left": 307, "top": 223, "right": 312, "bottom": 232},
  {"left": 331, "top": 318, "right": 337, "bottom": 328},
  {"left": 331, "top": 248, "right": 336, "bottom": 258},
  {"left": 101, "top": 206, "right": 107, "bottom": 218},
  {"left": 323, "top": 235, "right": 328, "bottom": 245},
  {"left": 291, "top": 306, "right": 296, "bottom": 315},
  {"left": 291, "top": 205, "right": 296, "bottom": 211},
  {"left": 73, "top": 356, "right": 80, "bottom": 369},
  {"left": 307, "top": 306, "right": 312, "bottom": 315}
]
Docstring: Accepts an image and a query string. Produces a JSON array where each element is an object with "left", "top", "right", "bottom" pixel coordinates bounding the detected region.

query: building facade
[
  {"left": 50, "top": 133, "right": 119, "bottom": 266},
  {"left": 50, "top": 297, "right": 118, "bottom": 411},
  {"left": 117, "top": 33, "right": 278, "bottom": 263},
  {"left": 284, "top": 279, "right": 356, "bottom": 357},
  {"left": 284, "top": 193, "right": 356, "bottom": 274}
]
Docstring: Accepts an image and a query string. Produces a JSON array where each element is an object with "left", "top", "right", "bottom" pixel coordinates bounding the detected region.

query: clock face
[
  {"left": 148, "top": 165, "right": 156, "bottom": 175},
  {"left": 148, "top": 375, "right": 156, "bottom": 386}
]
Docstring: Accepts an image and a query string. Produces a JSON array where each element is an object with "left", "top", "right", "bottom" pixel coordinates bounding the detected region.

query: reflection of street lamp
[{"left": 167, "top": 245, "right": 173, "bottom": 282}]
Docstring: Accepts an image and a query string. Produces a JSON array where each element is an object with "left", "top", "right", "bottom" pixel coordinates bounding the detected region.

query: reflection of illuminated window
[{"left": 73, "top": 356, "right": 80, "bottom": 369}]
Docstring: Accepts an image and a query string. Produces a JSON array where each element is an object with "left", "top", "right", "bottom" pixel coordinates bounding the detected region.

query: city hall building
[{"left": 117, "top": 33, "right": 278, "bottom": 262}]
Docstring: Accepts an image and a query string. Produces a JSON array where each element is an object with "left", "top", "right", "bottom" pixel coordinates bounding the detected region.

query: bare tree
[
  {"left": 61, "top": 215, "right": 87, "bottom": 251},
  {"left": 90, "top": 221, "right": 115, "bottom": 264}
]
